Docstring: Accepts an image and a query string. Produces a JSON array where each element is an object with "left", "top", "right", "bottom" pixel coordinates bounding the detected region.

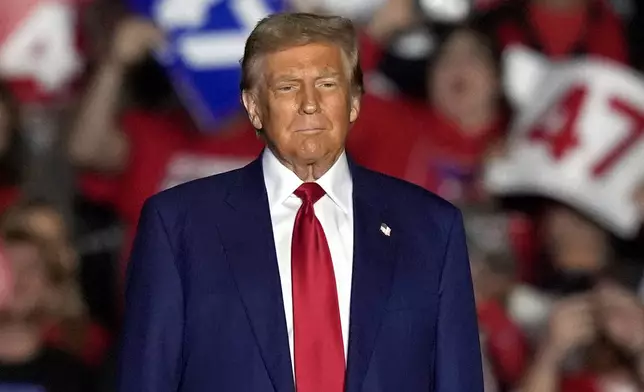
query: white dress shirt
[{"left": 262, "top": 148, "right": 354, "bottom": 373}]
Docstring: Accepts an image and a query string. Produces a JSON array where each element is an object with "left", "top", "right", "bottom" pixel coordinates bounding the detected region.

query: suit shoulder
[
  {"left": 361, "top": 167, "right": 458, "bottom": 217},
  {"left": 143, "top": 165, "right": 245, "bottom": 218},
  {"left": 356, "top": 167, "right": 461, "bottom": 246}
]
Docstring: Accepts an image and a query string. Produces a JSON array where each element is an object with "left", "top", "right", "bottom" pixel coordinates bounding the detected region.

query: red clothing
[
  {"left": 80, "top": 109, "right": 264, "bottom": 275},
  {"left": 347, "top": 94, "right": 503, "bottom": 204},
  {"left": 43, "top": 321, "right": 111, "bottom": 368},
  {"left": 485, "top": 0, "right": 628, "bottom": 62},
  {"left": 359, "top": 31, "right": 384, "bottom": 74},
  {"left": 562, "top": 373, "right": 599, "bottom": 392},
  {"left": 116, "top": 110, "right": 263, "bottom": 227},
  {"left": 347, "top": 94, "right": 426, "bottom": 184},
  {"left": 509, "top": 214, "right": 539, "bottom": 283},
  {"left": 477, "top": 300, "right": 529, "bottom": 388},
  {"left": 529, "top": 1, "right": 586, "bottom": 57},
  {"left": 0, "top": 186, "right": 20, "bottom": 213}
]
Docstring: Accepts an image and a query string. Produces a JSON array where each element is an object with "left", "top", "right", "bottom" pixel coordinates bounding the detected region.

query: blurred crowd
[{"left": 0, "top": 0, "right": 643, "bottom": 391}]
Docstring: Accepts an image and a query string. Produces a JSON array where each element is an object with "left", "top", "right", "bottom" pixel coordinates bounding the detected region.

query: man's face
[
  {"left": 244, "top": 42, "right": 359, "bottom": 171},
  {"left": 429, "top": 31, "right": 497, "bottom": 127}
]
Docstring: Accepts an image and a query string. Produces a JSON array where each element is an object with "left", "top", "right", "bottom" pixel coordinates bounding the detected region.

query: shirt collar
[{"left": 262, "top": 148, "right": 352, "bottom": 215}]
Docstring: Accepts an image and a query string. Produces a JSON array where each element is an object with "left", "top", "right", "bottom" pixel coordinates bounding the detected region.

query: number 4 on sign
[
  {"left": 0, "top": 2, "right": 82, "bottom": 92},
  {"left": 529, "top": 84, "right": 644, "bottom": 179},
  {"left": 529, "top": 85, "right": 586, "bottom": 160}
]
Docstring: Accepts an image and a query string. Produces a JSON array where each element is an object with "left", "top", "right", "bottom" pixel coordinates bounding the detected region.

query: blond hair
[{"left": 240, "top": 12, "right": 364, "bottom": 96}]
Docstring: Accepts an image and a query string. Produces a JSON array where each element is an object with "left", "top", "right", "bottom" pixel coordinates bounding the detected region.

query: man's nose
[{"left": 298, "top": 85, "right": 320, "bottom": 115}]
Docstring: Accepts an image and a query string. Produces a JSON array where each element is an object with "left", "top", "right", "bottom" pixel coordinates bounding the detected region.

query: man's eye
[
  {"left": 320, "top": 82, "right": 336, "bottom": 88},
  {"left": 277, "top": 86, "right": 295, "bottom": 92}
]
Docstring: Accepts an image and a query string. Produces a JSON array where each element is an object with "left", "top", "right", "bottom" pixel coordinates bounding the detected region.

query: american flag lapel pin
[{"left": 380, "top": 223, "right": 391, "bottom": 237}]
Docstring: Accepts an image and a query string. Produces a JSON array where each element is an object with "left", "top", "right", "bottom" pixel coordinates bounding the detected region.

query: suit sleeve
[
  {"left": 118, "top": 199, "right": 183, "bottom": 392},
  {"left": 434, "top": 209, "right": 483, "bottom": 392}
]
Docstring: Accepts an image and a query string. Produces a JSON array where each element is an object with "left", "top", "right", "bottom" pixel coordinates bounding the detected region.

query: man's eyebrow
[
  {"left": 318, "top": 70, "right": 342, "bottom": 78},
  {"left": 268, "top": 69, "right": 342, "bottom": 85},
  {"left": 270, "top": 74, "right": 300, "bottom": 84}
]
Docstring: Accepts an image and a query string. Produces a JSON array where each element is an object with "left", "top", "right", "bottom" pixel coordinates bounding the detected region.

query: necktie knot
[{"left": 294, "top": 183, "right": 326, "bottom": 205}]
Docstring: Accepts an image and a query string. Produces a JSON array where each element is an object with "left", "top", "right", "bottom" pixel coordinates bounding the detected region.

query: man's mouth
[{"left": 296, "top": 127, "right": 325, "bottom": 133}]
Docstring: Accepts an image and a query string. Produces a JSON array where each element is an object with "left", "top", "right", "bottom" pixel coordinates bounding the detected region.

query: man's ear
[
  {"left": 242, "top": 90, "right": 263, "bottom": 130},
  {"left": 349, "top": 94, "right": 361, "bottom": 124}
]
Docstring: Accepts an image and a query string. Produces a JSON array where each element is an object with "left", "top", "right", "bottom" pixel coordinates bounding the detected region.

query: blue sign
[{"left": 128, "top": 0, "right": 287, "bottom": 133}]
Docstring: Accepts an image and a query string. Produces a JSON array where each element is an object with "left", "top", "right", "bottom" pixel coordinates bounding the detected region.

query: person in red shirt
[
  {"left": 349, "top": 19, "right": 506, "bottom": 206},
  {"left": 68, "top": 18, "right": 264, "bottom": 276},
  {"left": 479, "top": 0, "right": 629, "bottom": 63},
  {"left": 467, "top": 212, "right": 530, "bottom": 389}
]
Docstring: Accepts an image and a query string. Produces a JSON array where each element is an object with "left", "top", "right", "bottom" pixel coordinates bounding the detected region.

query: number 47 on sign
[{"left": 529, "top": 84, "right": 644, "bottom": 179}]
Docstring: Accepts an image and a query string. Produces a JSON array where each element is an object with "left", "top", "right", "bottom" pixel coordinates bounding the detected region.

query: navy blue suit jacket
[{"left": 118, "top": 155, "right": 483, "bottom": 392}]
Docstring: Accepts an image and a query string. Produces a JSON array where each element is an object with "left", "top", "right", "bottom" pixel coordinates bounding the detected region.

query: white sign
[
  {"left": 486, "top": 56, "right": 644, "bottom": 238},
  {"left": 0, "top": 1, "right": 83, "bottom": 93},
  {"left": 419, "top": 0, "right": 470, "bottom": 23},
  {"left": 502, "top": 45, "right": 552, "bottom": 111}
]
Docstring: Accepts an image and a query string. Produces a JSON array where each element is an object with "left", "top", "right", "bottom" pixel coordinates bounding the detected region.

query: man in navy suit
[{"left": 118, "top": 12, "right": 483, "bottom": 392}]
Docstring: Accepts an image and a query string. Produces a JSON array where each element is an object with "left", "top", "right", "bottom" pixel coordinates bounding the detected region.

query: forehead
[
  {"left": 263, "top": 43, "right": 347, "bottom": 80},
  {"left": 441, "top": 31, "right": 486, "bottom": 57}
]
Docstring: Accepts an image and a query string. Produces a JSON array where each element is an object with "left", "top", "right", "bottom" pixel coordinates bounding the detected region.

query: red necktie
[{"left": 291, "top": 183, "right": 345, "bottom": 392}]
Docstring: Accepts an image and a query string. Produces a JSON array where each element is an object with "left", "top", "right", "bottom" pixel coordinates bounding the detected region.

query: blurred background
[{"left": 0, "top": 0, "right": 643, "bottom": 390}]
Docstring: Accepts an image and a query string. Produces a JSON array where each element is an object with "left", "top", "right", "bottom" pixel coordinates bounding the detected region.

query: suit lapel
[
  {"left": 218, "top": 157, "right": 397, "bottom": 392},
  {"left": 218, "top": 157, "right": 294, "bottom": 392},
  {"left": 345, "top": 163, "right": 398, "bottom": 392}
]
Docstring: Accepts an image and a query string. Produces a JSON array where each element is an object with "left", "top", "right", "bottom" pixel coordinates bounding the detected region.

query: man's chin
[
  {"left": 295, "top": 149, "right": 341, "bottom": 167},
  {"left": 296, "top": 152, "right": 325, "bottom": 163}
]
